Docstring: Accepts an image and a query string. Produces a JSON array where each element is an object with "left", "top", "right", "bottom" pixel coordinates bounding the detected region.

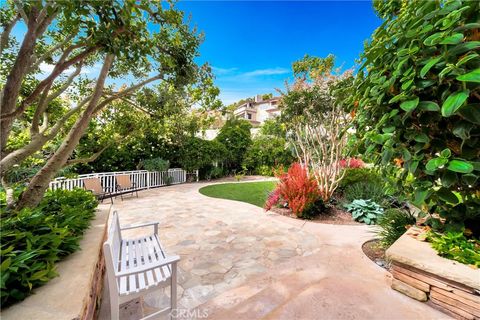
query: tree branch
[
  {"left": 13, "top": 0, "right": 28, "bottom": 24},
  {"left": 28, "top": 34, "right": 75, "bottom": 73},
  {"left": 1, "top": 46, "right": 97, "bottom": 121},
  {"left": 0, "top": 15, "right": 19, "bottom": 55},
  {"left": 42, "top": 94, "right": 92, "bottom": 137},
  {"left": 64, "top": 145, "right": 110, "bottom": 166},
  {"left": 32, "top": 62, "right": 83, "bottom": 134},
  {"left": 94, "top": 74, "right": 164, "bottom": 113}
]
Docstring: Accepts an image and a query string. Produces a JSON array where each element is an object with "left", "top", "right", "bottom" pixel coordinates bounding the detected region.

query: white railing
[{"left": 49, "top": 168, "right": 192, "bottom": 195}]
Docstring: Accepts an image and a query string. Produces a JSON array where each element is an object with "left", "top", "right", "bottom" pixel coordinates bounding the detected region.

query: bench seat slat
[
  {"left": 140, "top": 238, "right": 156, "bottom": 288},
  {"left": 135, "top": 239, "right": 146, "bottom": 290},
  {"left": 117, "top": 235, "right": 171, "bottom": 295}
]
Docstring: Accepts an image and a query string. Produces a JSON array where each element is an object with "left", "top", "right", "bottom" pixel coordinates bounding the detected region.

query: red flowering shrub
[
  {"left": 264, "top": 188, "right": 282, "bottom": 211},
  {"left": 266, "top": 162, "right": 320, "bottom": 218},
  {"left": 339, "top": 158, "right": 365, "bottom": 169}
]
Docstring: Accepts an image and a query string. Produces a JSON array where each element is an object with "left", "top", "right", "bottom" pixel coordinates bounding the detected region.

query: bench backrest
[
  {"left": 103, "top": 211, "right": 123, "bottom": 293},
  {"left": 116, "top": 175, "right": 132, "bottom": 189},
  {"left": 83, "top": 178, "right": 103, "bottom": 195}
]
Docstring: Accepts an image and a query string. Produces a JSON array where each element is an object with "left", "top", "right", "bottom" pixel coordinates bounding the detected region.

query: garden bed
[
  {"left": 386, "top": 227, "right": 480, "bottom": 319},
  {"left": 270, "top": 205, "right": 360, "bottom": 225},
  {"left": 1, "top": 204, "right": 111, "bottom": 320},
  {"left": 362, "top": 239, "right": 388, "bottom": 269}
]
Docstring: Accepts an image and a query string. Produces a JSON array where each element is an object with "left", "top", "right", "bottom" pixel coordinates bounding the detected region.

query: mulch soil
[
  {"left": 362, "top": 239, "right": 388, "bottom": 269},
  {"left": 269, "top": 205, "right": 361, "bottom": 225}
]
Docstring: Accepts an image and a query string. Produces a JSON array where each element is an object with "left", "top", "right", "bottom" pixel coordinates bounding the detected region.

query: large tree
[
  {"left": 0, "top": 0, "right": 205, "bottom": 208},
  {"left": 348, "top": 0, "right": 479, "bottom": 231}
]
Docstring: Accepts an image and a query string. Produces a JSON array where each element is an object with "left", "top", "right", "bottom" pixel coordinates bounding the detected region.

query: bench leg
[
  {"left": 170, "top": 262, "right": 177, "bottom": 320},
  {"left": 110, "top": 295, "right": 119, "bottom": 320}
]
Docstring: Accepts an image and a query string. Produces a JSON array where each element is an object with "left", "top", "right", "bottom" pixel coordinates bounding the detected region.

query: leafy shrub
[
  {"left": 273, "top": 162, "right": 320, "bottom": 218},
  {"left": 242, "top": 135, "right": 293, "bottom": 173},
  {"left": 339, "top": 158, "right": 365, "bottom": 169},
  {"left": 255, "top": 165, "right": 274, "bottom": 177},
  {"left": 427, "top": 231, "right": 480, "bottom": 268},
  {"left": 348, "top": 0, "right": 480, "bottom": 231},
  {"left": 343, "top": 181, "right": 385, "bottom": 204},
  {"left": 344, "top": 199, "right": 384, "bottom": 225},
  {"left": 165, "top": 174, "right": 174, "bottom": 186},
  {"left": 234, "top": 172, "right": 245, "bottom": 181},
  {"left": 178, "top": 137, "right": 227, "bottom": 172},
  {"left": 338, "top": 168, "right": 383, "bottom": 190},
  {"left": 205, "top": 166, "right": 224, "bottom": 180},
  {"left": 377, "top": 209, "right": 416, "bottom": 248},
  {"left": 143, "top": 158, "right": 170, "bottom": 172},
  {"left": 302, "top": 198, "right": 327, "bottom": 220},
  {"left": 215, "top": 118, "right": 252, "bottom": 171},
  {"left": 0, "top": 188, "right": 97, "bottom": 306}
]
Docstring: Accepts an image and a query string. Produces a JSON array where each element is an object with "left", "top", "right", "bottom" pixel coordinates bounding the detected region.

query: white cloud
[
  {"left": 241, "top": 67, "right": 289, "bottom": 77},
  {"left": 211, "top": 66, "right": 237, "bottom": 75},
  {"left": 38, "top": 62, "right": 102, "bottom": 77},
  {"left": 218, "top": 67, "right": 290, "bottom": 82}
]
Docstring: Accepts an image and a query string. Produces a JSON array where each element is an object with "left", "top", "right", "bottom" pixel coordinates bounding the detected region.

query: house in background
[
  {"left": 233, "top": 95, "right": 281, "bottom": 127},
  {"left": 197, "top": 94, "right": 282, "bottom": 140}
]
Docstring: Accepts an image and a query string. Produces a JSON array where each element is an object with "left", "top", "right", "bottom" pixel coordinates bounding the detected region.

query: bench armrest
[
  {"left": 121, "top": 221, "right": 159, "bottom": 234},
  {"left": 115, "top": 255, "right": 180, "bottom": 277}
]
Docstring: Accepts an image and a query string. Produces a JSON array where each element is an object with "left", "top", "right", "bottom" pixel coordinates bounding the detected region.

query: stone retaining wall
[
  {"left": 386, "top": 227, "right": 480, "bottom": 320},
  {"left": 390, "top": 262, "right": 480, "bottom": 319}
]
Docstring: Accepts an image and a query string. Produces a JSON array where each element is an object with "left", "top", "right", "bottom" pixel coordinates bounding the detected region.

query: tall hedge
[{"left": 350, "top": 0, "right": 479, "bottom": 231}]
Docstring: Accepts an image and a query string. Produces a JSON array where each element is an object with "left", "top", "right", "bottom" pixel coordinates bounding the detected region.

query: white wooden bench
[{"left": 103, "top": 211, "right": 180, "bottom": 320}]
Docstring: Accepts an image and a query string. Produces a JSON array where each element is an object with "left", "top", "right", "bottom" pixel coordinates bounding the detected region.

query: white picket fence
[{"left": 49, "top": 169, "right": 197, "bottom": 195}]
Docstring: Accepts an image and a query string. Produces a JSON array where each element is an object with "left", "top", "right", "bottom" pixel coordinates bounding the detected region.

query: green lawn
[{"left": 199, "top": 181, "right": 277, "bottom": 207}]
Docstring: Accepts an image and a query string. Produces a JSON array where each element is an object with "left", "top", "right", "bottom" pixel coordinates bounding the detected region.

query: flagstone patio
[{"left": 98, "top": 180, "right": 449, "bottom": 319}]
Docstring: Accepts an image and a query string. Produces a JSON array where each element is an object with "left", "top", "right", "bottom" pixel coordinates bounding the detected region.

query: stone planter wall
[
  {"left": 386, "top": 227, "right": 480, "bottom": 320},
  {"left": 390, "top": 261, "right": 480, "bottom": 319},
  {"left": 1, "top": 204, "right": 111, "bottom": 320}
]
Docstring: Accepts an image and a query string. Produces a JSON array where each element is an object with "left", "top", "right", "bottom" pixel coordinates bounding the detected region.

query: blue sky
[
  {"left": 177, "top": 1, "right": 382, "bottom": 105},
  {"left": 7, "top": 1, "right": 382, "bottom": 106}
]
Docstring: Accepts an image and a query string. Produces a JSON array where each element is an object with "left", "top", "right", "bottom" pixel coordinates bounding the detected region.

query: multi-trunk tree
[
  {"left": 279, "top": 55, "right": 353, "bottom": 201},
  {"left": 0, "top": 0, "right": 206, "bottom": 209}
]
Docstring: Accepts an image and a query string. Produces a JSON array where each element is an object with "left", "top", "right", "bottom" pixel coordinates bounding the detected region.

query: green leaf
[
  {"left": 456, "top": 68, "right": 480, "bottom": 83},
  {"left": 414, "top": 188, "right": 429, "bottom": 206},
  {"left": 452, "top": 122, "right": 473, "bottom": 141},
  {"left": 441, "top": 91, "right": 469, "bottom": 117},
  {"left": 401, "top": 148, "right": 412, "bottom": 161},
  {"left": 401, "top": 79, "right": 414, "bottom": 90},
  {"left": 447, "top": 160, "right": 474, "bottom": 173},
  {"left": 423, "top": 32, "right": 445, "bottom": 46},
  {"left": 440, "top": 148, "right": 451, "bottom": 158},
  {"left": 418, "top": 101, "right": 440, "bottom": 112},
  {"left": 426, "top": 158, "right": 448, "bottom": 171},
  {"left": 0, "top": 258, "right": 11, "bottom": 273},
  {"left": 400, "top": 97, "right": 419, "bottom": 112},
  {"left": 437, "top": 187, "right": 459, "bottom": 204},
  {"left": 420, "top": 57, "right": 441, "bottom": 78},
  {"left": 448, "top": 41, "right": 480, "bottom": 56},
  {"left": 456, "top": 53, "right": 479, "bottom": 66},
  {"left": 414, "top": 133, "right": 429, "bottom": 143},
  {"left": 441, "top": 170, "right": 457, "bottom": 187},
  {"left": 439, "top": 33, "right": 463, "bottom": 45},
  {"left": 459, "top": 104, "right": 480, "bottom": 124},
  {"left": 462, "top": 173, "right": 477, "bottom": 186}
]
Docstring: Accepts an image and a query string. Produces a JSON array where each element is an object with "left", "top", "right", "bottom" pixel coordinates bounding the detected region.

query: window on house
[{"left": 247, "top": 113, "right": 252, "bottom": 119}]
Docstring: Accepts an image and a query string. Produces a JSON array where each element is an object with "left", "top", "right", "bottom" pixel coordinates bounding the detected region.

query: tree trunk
[
  {"left": 0, "top": 134, "right": 50, "bottom": 179},
  {"left": 15, "top": 54, "right": 114, "bottom": 209},
  {"left": 0, "top": 8, "right": 40, "bottom": 151}
]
